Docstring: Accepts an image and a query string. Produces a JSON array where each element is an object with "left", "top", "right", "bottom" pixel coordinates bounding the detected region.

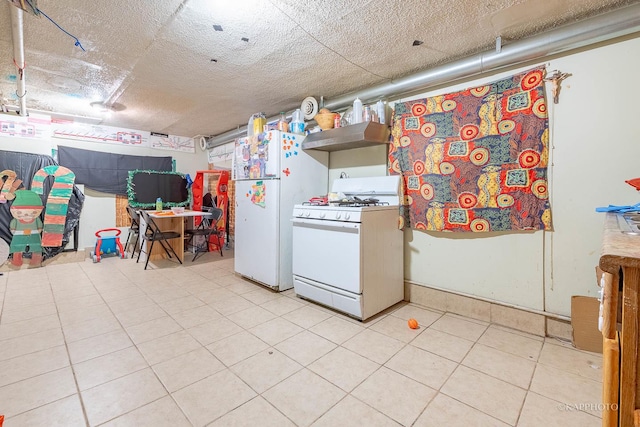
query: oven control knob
[
  {"left": 305, "top": 212, "right": 311, "bottom": 217},
  {"left": 319, "top": 212, "right": 326, "bottom": 219},
  {"left": 345, "top": 213, "right": 351, "bottom": 220},
  {"left": 336, "top": 212, "right": 342, "bottom": 219}
]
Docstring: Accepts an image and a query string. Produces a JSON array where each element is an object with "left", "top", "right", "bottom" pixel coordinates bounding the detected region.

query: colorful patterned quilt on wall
[{"left": 388, "top": 67, "right": 552, "bottom": 232}]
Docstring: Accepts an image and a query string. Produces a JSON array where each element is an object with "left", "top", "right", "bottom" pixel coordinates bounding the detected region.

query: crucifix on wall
[{"left": 544, "top": 70, "right": 572, "bottom": 104}]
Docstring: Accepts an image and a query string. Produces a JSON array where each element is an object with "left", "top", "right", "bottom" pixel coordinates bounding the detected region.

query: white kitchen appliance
[
  {"left": 292, "top": 176, "right": 404, "bottom": 320},
  {"left": 233, "top": 131, "right": 328, "bottom": 291}
]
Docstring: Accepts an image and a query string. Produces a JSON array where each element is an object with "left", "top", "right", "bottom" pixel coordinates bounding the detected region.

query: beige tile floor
[{"left": 0, "top": 252, "right": 604, "bottom": 426}]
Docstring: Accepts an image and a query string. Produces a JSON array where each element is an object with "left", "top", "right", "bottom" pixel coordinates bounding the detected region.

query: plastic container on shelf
[
  {"left": 290, "top": 121, "right": 305, "bottom": 134},
  {"left": 369, "top": 106, "right": 379, "bottom": 123},
  {"left": 352, "top": 98, "right": 363, "bottom": 124},
  {"left": 376, "top": 100, "right": 386, "bottom": 124},
  {"left": 278, "top": 112, "right": 289, "bottom": 132},
  {"left": 290, "top": 108, "right": 305, "bottom": 134},
  {"left": 247, "top": 115, "right": 255, "bottom": 137},
  {"left": 292, "top": 108, "right": 304, "bottom": 123},
  {"left": 363, "top": 105, "right": 372, "bottom": 122},
  {"left": 155, "top": 197, "right": 163, "bottom": 211},
  {"left": 253, "top": 113, "right": 266, "bottom": 135}
]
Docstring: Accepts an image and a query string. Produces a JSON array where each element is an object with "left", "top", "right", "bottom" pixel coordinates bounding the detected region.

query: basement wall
[
  {"left": 329, "top": 35, "right": 640, "bottom": 317},
  {"left": 0, "top": 35, "right": 637, "bottom": 317}
]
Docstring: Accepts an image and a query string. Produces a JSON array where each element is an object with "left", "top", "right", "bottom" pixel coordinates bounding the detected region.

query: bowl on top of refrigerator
[{"left": 314, "top": 109, "right": 337, "bottom": 130}]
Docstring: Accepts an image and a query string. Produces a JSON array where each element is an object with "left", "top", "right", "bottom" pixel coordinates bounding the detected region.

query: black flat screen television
[{"left": 126, "top": 170, "right": 191, "bottom": 209}]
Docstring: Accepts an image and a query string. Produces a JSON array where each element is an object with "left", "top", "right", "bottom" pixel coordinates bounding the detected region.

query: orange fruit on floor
[{"left": 408, "top": 318, "right": 419, "bottom": 329}]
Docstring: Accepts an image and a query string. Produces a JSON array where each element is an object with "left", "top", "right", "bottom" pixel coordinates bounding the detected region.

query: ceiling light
[{"left": 90, "top": 101, "right": 111, "bottom": 112}]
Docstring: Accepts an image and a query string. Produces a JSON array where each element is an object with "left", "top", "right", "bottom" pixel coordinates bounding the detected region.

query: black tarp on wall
[
  {"left": 0, "top": 150, "right": 85, "bottom": 260},
  {"left": 58, "top": 146, "right": 172, "bottom": 195}
]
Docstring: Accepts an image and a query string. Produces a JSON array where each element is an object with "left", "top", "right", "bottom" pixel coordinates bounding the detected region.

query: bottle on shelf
[
  {"left": 247, "top": 115, "right": 255, "bottom": 137},
  {"left": 155, "top": 197, "right": 163, "bottom": 211},
  {"left": 376, "top": 100, "right": 386, "bottom": 124},
  {"left": 370, "top": 106, "right": 379, "bottom": 123},
  {"left": 352, "top": 98, "right": 363, "bottom": 124},
  {"left": 278, "top": 112, "right": 289, "bottom": 132},
  {"left": 363, "top": 105, "right": 372, "bottom": 122},
  {"left": 290, "top": 109, "right": 305, "bottom": 134},
  {"left": 253, "top": 112, "right": 266, "bottom": 135}
]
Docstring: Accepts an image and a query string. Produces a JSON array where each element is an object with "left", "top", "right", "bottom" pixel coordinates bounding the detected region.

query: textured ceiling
[{"left": 0, "top": 0, "right": 637, "bottom": 138}]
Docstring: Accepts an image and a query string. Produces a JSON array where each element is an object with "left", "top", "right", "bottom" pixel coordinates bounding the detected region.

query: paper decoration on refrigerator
[
  {"left": 251, "top": 181, "right": 266, "bottom": 207},
  {"left": 31, "top": 165, "right": 76, "bottom": 247}
]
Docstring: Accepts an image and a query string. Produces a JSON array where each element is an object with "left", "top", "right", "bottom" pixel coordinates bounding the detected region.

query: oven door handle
[{"left": 291, "top": 217, "right": 360, "bottom": 232}]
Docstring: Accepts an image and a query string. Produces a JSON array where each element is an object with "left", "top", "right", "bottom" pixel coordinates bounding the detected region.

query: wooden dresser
[{"left": 599, "top": 213, "right": 640, "bottom": 426}]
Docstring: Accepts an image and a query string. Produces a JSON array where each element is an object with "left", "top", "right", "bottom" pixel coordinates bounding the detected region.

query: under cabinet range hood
[{"left": 302, "top": 122, "right": 391, "bottom": 152}]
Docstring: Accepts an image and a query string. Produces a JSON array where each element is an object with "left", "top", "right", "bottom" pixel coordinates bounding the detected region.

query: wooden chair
[
  {"left": 184, "top": 207, "right": 224, "bottom": 261},
  {"left": 136, "top": 210, "right": 183, "bottom": 270},
  {"left": 124, "top": 205, "right": 141, "bottom": 259}
]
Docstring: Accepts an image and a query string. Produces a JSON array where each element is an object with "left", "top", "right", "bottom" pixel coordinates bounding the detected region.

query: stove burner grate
[
  {"left": 302, "top": 196, "right": 390, "bottom": 208},
  {"left": 334, "top": 197, "right": 389, "bottom": 207}
]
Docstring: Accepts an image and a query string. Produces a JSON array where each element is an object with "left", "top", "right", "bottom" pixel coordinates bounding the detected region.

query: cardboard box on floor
[{"left": 571, "top": 295, "right": 603, "bottom": 353}]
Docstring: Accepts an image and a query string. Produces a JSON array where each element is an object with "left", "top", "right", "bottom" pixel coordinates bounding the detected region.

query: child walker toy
[{"left": 91, "top": 228, "right": 125, "bottom": 262}]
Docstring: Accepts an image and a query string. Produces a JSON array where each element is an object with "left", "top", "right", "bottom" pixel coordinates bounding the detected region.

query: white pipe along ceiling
[
  {"left": 9, "top": 4, "right": 26, "bottom": 117},
  {"left": 206, "top": 2, "right": 640, "bottom": 148}
]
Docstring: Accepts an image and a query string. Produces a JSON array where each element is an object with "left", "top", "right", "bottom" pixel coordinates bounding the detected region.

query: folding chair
[
  {"left": 136, "top": 210, "right": 183, "bottom": 270},
  {"left": 184, "top": 207, "right": 224, "bottom": 261},
  {"left": 124, "top": 205, "right": 141, "bottom": 259}
]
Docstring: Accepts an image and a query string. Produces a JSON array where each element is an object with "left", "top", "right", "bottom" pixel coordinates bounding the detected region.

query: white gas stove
[{"left": 291, "top": 176, "right": 404, "bottom": 320}]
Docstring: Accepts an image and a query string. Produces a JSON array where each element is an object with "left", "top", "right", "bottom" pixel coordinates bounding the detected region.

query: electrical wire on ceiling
[
  {"left": 23, "top": 0, "right": 86, "bottom": 51},
  {"left": 12, "top": 58, "right": 25, "bottom": 80}
]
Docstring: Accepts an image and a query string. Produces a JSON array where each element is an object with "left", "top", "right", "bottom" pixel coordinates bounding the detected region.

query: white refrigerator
[{"left": 233, "top": 130, "right": 328, "bottom": 291}]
